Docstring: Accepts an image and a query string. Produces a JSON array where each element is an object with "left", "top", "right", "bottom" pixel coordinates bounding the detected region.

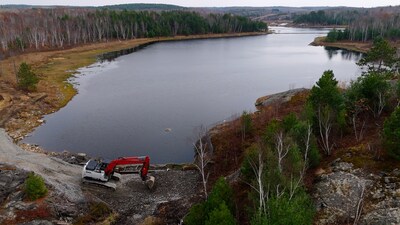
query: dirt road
[{"left": 0, "top": 128, "right": 84, "bottom": 202}]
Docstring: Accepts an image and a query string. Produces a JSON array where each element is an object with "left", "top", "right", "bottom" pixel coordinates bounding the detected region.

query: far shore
[{"left": 310, "top": 36, "right": 370, "bottom": 53}]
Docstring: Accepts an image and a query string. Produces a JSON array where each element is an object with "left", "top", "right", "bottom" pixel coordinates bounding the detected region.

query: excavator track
[{"left": 82, "top": 178, "right": 117, "bottom": 190}]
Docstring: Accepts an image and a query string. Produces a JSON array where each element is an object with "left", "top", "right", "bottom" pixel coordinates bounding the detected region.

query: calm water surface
[{"left": 23, "top": 27, "right": 362, "bottom": 163}]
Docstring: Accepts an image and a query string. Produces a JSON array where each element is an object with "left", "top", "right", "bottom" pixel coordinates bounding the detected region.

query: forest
[
  {"left": 0, "top": 8, "right": 267, "bottom": 55},
  {"left": 294, "top": 7, "right": 400, "bottom": 42}
]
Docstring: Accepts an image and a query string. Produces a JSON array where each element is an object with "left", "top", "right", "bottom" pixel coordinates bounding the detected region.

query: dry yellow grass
[{"left": 311, "top": 36, "right": 371, "bottom": 53}]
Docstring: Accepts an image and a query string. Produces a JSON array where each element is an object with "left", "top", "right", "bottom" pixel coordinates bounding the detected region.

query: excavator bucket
[{"left": 145, "top": 176, "right": 155, "bottom": 189}]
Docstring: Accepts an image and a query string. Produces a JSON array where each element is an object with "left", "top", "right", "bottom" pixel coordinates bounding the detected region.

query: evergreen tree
[
  {"left": 383, "top": 107, "right": 400, "bottom": 160},
  {"left": 17, "top": 62, "right": 39, "bottom": 91},
  {"left": 308, "top": 70, "right": 345, "bottom": 155},
  {"left": 205, "top": 202, "right": 236, "bottom": 225},
  {"left": 357, "top": 37, "right": 398, "bottom": 73}
]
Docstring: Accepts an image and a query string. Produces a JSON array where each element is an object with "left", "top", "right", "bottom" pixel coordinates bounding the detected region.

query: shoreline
[
  {"left": 310, "top": 36, "right": 370, "bottom": 53},
  {"left": 0, "top": 32, "right": 267, "bottom": 143}
]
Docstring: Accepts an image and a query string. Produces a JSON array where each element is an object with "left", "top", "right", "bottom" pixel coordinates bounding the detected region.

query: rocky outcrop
[
  {"left": 255, "top": 88, "right": 308, "bottom": 108},
  {"left": 314, "top": 158, "right": 400, "bottom": 224}
]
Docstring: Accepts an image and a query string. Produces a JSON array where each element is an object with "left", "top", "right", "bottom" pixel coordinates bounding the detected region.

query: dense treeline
[
  {"left": 293, "top": 10, "right": 353, "bottom": 25},
  {"left": 295, "top": 7, "right": 400, "bottom": 42},
  {"left": 326, "top": 14, "right": 400, "bottom": 42},
  {"left": 0, "top": 8, "right": 267, "bottom": 54},
  {"left": 101, "top": 3, "right": 185, "bottom": 11}
]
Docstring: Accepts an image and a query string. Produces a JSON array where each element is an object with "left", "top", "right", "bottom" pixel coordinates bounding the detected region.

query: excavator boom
[{"left": 104, "top": 156, "right": 150, "bottom": 181}]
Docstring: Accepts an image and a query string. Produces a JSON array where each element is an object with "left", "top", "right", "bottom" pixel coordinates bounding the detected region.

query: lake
[{"left": 23, "top": 27, "right": 363, "bottom": 163}]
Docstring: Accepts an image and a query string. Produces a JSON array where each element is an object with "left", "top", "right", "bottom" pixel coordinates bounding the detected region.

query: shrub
[
  {"left": 185, "top": 177, "right": 236, "bottom": 225},
  {"left": 205, "top": 202, "right": 236, "bottom": 225},
  {"left": 206, "top": 177, "right": 235, "bottom": 215},
  {"left": 17, "top": 62, "right": 39, "bottom": 91},
  {"left": 184, "top": 202, "right": 206, "bottom": 225},
  {"left": 251, "top": 190, "right": 314, "bottom": 225},
  {"left": 24, "top": 173, "right": 48, "bottom": 201},
  {"left": 287, "top": 116, "right": 321, "bottom": 168},
  {"left": 74, "top": 202, "right": 113, "bottom": 225},
  {"left": 383, "top": 107, "right": 400, "bottom": 160},
  {"left": 241, "top": 111, "right": 253, "bottom": 139},
  {"left": 396, "top": 80, "right": 400, "bottom": 103},
  {"left": 346, "top": 72, "right": 390, "bottom": 117}
]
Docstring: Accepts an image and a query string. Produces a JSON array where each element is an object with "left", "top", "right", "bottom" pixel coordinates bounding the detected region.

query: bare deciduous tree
[
  {"left": 246, "top": 144, "right": 267, "bottom": 215},
  {"left": 317, "top": 106, "right": 334, "bottom": 155},
  {"left": 275, "top": 131, "right": 289, "bottom": 173},
  {"left": 289, "top": 124, "right": 312, "bottom": 200},
  {"left": 193, "top": 126, "right": 213, "bottom": 199}
]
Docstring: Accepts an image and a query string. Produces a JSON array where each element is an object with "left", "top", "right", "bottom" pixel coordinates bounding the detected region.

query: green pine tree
[{"left": 17, "top": 62, "right": 39, "bottom": 91}]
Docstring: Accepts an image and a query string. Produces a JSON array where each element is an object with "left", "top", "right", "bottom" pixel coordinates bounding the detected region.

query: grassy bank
[
  {"left": 311, "top": 36, "right": 370, "bottom": 53},
  {"left": 0, "top": 32, "right": 266, "bottom": 110}
]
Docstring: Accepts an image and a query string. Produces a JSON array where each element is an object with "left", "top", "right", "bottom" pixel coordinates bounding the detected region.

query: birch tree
[{"left": 193, "top": 126, "right": 213, "bottom": 199}]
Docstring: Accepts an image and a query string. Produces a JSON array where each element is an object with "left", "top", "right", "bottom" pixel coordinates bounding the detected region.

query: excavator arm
[{"left": 104, "top": 156, "right": 150, "bottom": 181}]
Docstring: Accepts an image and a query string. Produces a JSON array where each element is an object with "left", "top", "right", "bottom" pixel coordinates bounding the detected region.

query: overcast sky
[{"left": 2, "top": 0, "right": 400, "bottom": 8}]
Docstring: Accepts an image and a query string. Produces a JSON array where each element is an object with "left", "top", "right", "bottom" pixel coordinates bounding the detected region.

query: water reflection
[
  {"left": 324, "top": 46, "right": 363, "bottom": 61},
  {"left": 98, "top": 42, "right": 155, "bottom": 62}
]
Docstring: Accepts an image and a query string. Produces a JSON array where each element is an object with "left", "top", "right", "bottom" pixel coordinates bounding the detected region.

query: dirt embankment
[
  {"left": 310, "top": 36, "right": 371, "bottom": 53},
  {"left": 311, "top": 36, "right": 400, "bottom": 53}
]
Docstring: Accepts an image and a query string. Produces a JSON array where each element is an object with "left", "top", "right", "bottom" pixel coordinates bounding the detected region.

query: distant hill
[
  {"left": 0, "top": 4, "right": 38, "bottom": 9},
  {"left": 101, "top": 3, "right": 185, "bottom": 11},
  {"left": 0, "top": 3, "right": 185, "bottom": 11}
]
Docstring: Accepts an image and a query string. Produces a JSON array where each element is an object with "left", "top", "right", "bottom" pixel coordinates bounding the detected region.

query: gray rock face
[
  {"left": 0, "top": 165, "right": 28, "bottom": 204},
  {"left": 255, "top": 88, "right": 308, "bottom": 107},
  {"left": 314, "top": 158, "right": 400, "bottom": 225},
  {"left": 314, "top": 162, "right": 372, "bottom": 224},
  {"left": 0, "top": 129, "right": 83, "bottom": 202}
]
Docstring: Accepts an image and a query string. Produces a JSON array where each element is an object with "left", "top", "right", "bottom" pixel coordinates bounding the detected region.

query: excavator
[{"left": 81, "top": 156, "right": 155, "bottom": 190}]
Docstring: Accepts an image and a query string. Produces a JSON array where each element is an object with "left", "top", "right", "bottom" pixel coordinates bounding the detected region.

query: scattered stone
[
  {"left": 331, "top": 158, "right": 342, "bottom": 165},
  {"left": 19, "top": 95, "right": 31, "bottom": 101},
  {"left": 332, "top": 162, "right": 353, "bottom": 172},
  {"left": 372, "top": 190, "right": 385, "bottom": 199},
  {"left": 392, "top": 169, "right": 400, "bottom": 176},
  {"left": 20, "top": 220, "right": 54, "bottom": 225}
]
